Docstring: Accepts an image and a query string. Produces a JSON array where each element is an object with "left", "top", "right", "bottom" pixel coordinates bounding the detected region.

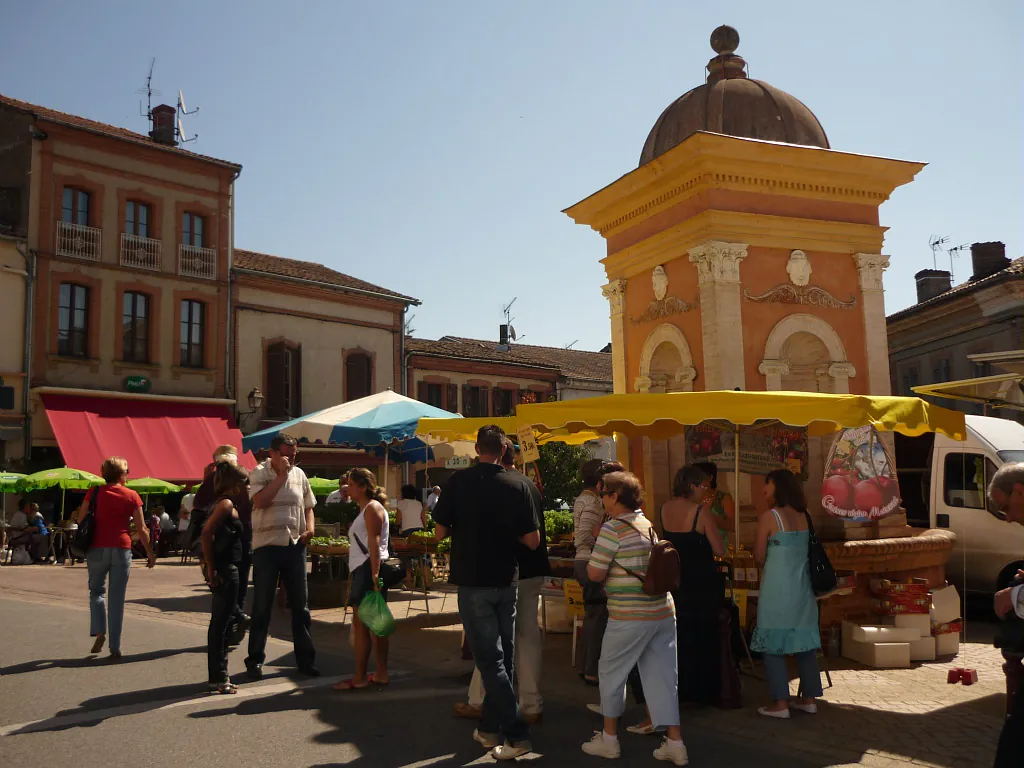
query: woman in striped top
[{"left": 582, "top": 472, "right": 688, "bottom": 766}]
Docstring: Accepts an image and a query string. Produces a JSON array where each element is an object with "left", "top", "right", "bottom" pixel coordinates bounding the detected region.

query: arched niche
[{"left": 634, "top": 323, "right": 697, "bottom": 394}]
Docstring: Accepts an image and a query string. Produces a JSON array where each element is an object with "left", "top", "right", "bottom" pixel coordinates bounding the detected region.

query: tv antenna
[
  {"left": 564, "top": 340, "right": 578, "bottom": 350},
  {"left": 928, "top": 235, "right": 950, "bottom": 270},
  {"left": 404, "top": 313, "right": 417, "bottom": 337},
  {"left": 136, "top": 59, "right": 200, "bottom": 144},
  {"left": 137, "top": 58, "right": 161, "bottom": 121},
  {"left": 502, "top": 298, "right": 518, "bottom": 342},
  {"left": 946, "top": 243, "right": 970, "bottom": 282}
]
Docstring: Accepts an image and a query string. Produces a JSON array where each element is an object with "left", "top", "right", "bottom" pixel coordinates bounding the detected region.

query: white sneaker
[
  {"left": 757, "top": 706, "right": 791, "bottom": 719},
  {"left": 790, "top": 701, "right": 818, "bottom": 714},
  {"left": 492, "top": 740, "right": 533, "bottom": 761},
  {"left": 581, "top": 731, "right": 621, "bottom": 759},
  {"left": 586, "top": 703, "right": 603, "bottom": 715},
  {"left": 653, "top": 738, "right": 689, "bottom": 766},
  {"left": 473, "top": 729, "right": 500, "bottom": 748}
]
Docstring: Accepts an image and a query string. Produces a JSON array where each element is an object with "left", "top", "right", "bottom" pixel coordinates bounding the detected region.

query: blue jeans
[
  {"left": 458, "top": 585, "right": 529, "bottom": 744},
  {"left": 599, "top": 616, "right": 679, "bottom": 728},
  {"left": 762, "top": 651, "right": 823, "bottom": 701},
  {"left": 87, "top": 547, "right": 133, "bottom": 652},
  {"left": 246, "top": 543, "right": 315, "bottom": 669}
]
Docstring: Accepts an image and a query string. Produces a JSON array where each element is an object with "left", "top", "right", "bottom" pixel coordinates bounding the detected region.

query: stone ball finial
[{"left": 710, "top": 25, "right": 739, "bottom": 55}]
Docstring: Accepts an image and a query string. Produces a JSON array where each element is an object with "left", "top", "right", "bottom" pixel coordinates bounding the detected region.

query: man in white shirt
[
  {"left": 325, "top": 473, "right": 349, "bottom": 506},
  {"left": 179, "top": 494, "right": 195, "bottom": 533},
  {"left": 245, "top": 434, "right": 319, "bottom": 680},
  {"left": 989, "top": 462, "right": 1024, "bottom": 768},
  {"left": 426, "top": 486, "right": 441, "bottom": 512}
]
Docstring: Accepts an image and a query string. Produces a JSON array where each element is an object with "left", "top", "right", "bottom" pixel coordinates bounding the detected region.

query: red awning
[{"left": 41, "top": 394, "right": 256, "bottom": 483}]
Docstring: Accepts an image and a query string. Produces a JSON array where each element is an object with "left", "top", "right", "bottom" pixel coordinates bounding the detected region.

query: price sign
[{"left": 516, "top": 424, "right": 541, "bottom": 463}]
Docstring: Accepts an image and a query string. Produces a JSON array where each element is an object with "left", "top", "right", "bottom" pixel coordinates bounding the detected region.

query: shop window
[
  {"left": 266, "top": 342, "right": 302, "bottom": 419},
  {"left": 58, "top": 283, "right": 89, "bottom": 357},
  {"left": 943, "top": 453, "right": 997, "bottom": 510},
  {"left": 462, "top": 385, "right": 489, "bottom": 417},
  {"left": 182, "top": 212, "right": 204, "bottom": 247},
  {"left": 125, "top": 201, "right": 152, "bottom": 238},
  {"left": 122, "top": 291, "right": 149, "bottom": 363},
  {"left": 346, "top": 353, "right": 372, "bottom": 401},
  {"left": 179, "top": 299, "right": 205, "bottom": 368},
  {"left": 61, "top": 187, "right": 90, "bottom": 226}
]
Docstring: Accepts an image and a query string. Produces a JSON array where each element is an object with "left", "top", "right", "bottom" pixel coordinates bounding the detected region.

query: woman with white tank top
[{"left": 334, "top": 468, "right": 391, "bottom": 691}]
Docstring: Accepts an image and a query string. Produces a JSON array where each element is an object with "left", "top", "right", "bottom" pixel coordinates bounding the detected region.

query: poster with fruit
[
  {"left": 822, "top": 426, "right": 901, "bottom": 520},
  {"left": 685, "top": 422, "right": 808, "bottom": 479}
]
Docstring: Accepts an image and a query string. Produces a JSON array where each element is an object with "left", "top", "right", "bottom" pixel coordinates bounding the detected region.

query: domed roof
[{"left": 639, "top": 26, "right": 829, "bottom": 167}]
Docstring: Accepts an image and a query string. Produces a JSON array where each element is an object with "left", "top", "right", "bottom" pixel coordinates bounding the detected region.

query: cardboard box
[
  {"left": 909, "top": 635, "right": 937, "bottom": 662},
  {"left": 894, "top": 614, "right": 932, "bottom": 637},
  {"left": 851, "top": 624, "right": 924, "bottom": 643},
  {"left": 842, "top": 637, "right": 912, "bottom": 668},
  {"left": 936, "top": 631, "right": 960, "bottom": 657},
  {"left": 931, "top": 585, "right": 962, "bottom": 626}
]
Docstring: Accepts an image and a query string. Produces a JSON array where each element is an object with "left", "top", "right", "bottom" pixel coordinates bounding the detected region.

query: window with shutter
[
  {"left": 446, "top": 384, "right": 459, "bottom": 412},
  {"left": 417, "top": 380, "right": 428, "bottom": 403},
  {"left": 346, "top": 353, "right": 372, "bottom": 401},
  {"left": 266, "top": 343, "right": 287, "bottom": 418}
]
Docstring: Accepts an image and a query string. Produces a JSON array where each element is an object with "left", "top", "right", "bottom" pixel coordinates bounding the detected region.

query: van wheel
[{"left": 997, "top": 562, "right": 1024, "bottom": 592}]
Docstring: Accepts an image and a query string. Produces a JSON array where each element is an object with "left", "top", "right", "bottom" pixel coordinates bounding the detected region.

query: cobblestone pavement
[{"left": 0, "top": 561, "right": 1008, "bottom": 767}]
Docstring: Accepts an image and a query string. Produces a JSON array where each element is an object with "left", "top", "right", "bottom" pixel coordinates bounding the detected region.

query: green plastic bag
[{"left": 358, "top": 586, "right": 396, "bottom": 637}]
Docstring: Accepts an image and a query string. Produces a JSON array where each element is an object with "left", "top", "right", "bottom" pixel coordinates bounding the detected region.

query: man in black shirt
[
  {"left": 456, "top": 438, "right": 550, "bottom": 724},
  {"left": 434, "top": 426, "right": 541, "bottom": 761}
]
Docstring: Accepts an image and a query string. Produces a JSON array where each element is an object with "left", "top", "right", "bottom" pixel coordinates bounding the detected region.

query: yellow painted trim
[
  {"left": 602, "top": 210, "right": 888, "bottom": 280},
  {"left": 564, "top": 132, "right": 925, "bottom": 238}
]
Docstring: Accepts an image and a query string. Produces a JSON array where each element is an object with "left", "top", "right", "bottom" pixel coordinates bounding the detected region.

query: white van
[{"left": 895, "top": 415, "right": 1024, "bottom": 594}]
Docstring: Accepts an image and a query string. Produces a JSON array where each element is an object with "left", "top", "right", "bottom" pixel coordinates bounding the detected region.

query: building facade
[
  {"left": 563, "top": 27, "right": 924, "bottom": 520},
  {"left": 888, "top": 242, "right": 1024, "bottom": 417}
]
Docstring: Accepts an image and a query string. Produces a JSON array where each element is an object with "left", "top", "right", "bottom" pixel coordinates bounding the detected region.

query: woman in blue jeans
[
  {"left": 74, "top": 457, "right": 154, "bottom": 658},
  {"left": 751, "top": 468, "right": 822, "bottom": 719}
]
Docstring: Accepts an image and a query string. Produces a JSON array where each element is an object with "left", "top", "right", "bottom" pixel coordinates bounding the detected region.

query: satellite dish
[
  {"left": 509, "top": 326, "right": 517, "bottom": 341},
  {"left": 178, "top": 89, "right": 186, "bottom": 113},
  {"left": 176, "top": 118, "right": 185, "bottom": 142}
]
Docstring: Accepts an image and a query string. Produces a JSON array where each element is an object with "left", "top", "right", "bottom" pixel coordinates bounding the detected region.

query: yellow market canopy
[
  {"left": 416, "top": 416, "right": 602, "bottom": 446},
  {"left": 914, "top": 374, "right": 1024, "bottom": 413},
  {"left": 515, "top": 391, "right": 967, "bottom": 442}
]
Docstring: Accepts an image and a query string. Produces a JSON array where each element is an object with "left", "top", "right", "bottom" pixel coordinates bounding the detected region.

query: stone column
[
  {"left": 758, "top": 359, "right": 790, "bottom": 391},
  {"left": 602, "top": 279, "right": 630, "bottom": 468},
  {"left": 854, "top": 253, "right": 892, "bottom": 396},
  {"left": 689, "top": 241, "right": 748, "bottom": 390}
]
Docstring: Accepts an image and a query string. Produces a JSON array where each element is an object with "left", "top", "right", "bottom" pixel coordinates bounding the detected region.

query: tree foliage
[{"left": 536, "top": 442, "right": 591, "bottom": 510}]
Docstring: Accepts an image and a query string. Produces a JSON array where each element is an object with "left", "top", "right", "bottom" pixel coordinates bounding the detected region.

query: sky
[{"left": 3, "top": 1, "right": 1021, "bottom": 352}]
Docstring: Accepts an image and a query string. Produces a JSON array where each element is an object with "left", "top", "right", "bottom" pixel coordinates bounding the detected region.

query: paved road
[{"left": 0, "top": 594, "right": 822, "bottom": 768}]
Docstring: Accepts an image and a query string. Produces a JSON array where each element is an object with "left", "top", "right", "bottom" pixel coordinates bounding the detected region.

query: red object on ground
[
  {"left": 41, "top": 393, "right": 256, "bottom": 483},
  {"left": 947, "top": 669, "right": 963, "bottom": 684},
  {"left": 961, "top": 669, "right": 978, "bottom": 686}
]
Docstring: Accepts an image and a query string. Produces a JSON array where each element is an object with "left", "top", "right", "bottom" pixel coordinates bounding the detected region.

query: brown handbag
[{"left": 619, "top": 518, "right": 681, "bottom": 596}]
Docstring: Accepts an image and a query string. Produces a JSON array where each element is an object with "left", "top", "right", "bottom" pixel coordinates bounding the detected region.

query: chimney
[
  {"left": 499, "top": 324, "right": 510, "bottom": 346},
  {"left": 149, "top": 104, "right": 177, "bottom": 146},
  {"left": 970, "top": 241, "right": 1009, "bottom": 281},
  {"left": 915, "top": 269, "right": 952, "bottom": 303}
]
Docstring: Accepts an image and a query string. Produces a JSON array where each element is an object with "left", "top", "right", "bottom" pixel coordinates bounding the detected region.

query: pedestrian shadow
[
  {"left": 0, "top": 645, "right": 205, "bottom": 676},
  {"left": 127, "top": 593, "right": 211, "bottom": 615}
]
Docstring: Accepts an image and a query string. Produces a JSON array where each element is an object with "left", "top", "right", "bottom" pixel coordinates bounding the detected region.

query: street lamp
[{"left": 237, "top": 387, "right": 264, "bottom": 423}]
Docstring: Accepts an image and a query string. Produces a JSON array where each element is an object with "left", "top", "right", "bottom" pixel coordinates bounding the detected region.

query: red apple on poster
[
  {"left": 822, "top": 475, "right": 854, "bottom": 510},
  {"left": 854, "top": 479, "right": 884, "bottom": 514},
  {"left": 700, "top": 438, "right": 713, "bottom": 455}
]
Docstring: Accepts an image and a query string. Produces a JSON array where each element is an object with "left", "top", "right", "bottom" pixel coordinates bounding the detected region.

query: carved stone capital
[
  {"left": 828, "top": 361, "right": 857, "bottom": 379},
  {"left": 758, "top": 359, "right": 791, "bottom": 377},
  {"left": 688, "top": 241, "right": 748, "bottom": 285},
  {"left": 853, "top": 253, "right": 890, "bottom": 292},
  {"left": 602, "top": 279, "right": 628, "bottom": 316},
  {"left": 634, "top": 375, "right": 652, "bottom": 393},
  {"left": 675, "top": 366, "right": 697, "bottom": 385}
]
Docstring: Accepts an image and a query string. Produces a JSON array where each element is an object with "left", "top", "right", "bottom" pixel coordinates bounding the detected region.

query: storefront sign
[
  {"left": 516, "top": 424, "right": 541, "bottom": 464},
  {"left": 685, "top": 422, "right": 808, "bottom": 479},
  {"left": 123, "top": 376, "right": 152, "bottom": 394},
  {"left": 445, "top": 455, "right": 472, "bottom": 470},
  {"left": 822, "top": 426, "right": 901, "bottom": 521}
]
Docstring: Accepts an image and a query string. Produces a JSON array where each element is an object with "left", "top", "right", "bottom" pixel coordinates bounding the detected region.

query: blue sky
[{"left": 3, "top": 1, "right": 1021, "bottom": 351}]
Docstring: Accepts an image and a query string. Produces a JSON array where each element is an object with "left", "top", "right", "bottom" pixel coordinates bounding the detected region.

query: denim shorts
[{"left": 348, "top": 561, "right": 389, "bottom": 607}]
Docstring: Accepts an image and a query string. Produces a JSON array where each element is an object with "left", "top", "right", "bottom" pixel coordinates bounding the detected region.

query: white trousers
[{"left": 468, "top": 575, "right": 544, "bottom": 715}]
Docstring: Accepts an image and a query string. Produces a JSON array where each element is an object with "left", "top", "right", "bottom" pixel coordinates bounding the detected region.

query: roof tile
[
  {"left": 407, "top": 336, "right": 612, "bottom": 383},
  {"left": 887, "top": 256, "right": 1024, "bottom": 322}
]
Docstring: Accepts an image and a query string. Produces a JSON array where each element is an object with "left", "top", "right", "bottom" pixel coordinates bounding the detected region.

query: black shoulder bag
[
  {"left": 803, "top": 511, "right": 837, "bottom": 596},
  {"left": 70, "top": 489, "right": 99, "bottom": 560},
  {"left": 352, "top": 533, "right": 406, "bottom": 589}
]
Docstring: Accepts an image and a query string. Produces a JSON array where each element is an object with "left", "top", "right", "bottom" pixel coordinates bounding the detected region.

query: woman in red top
[{"left": 74, "top": 457, "right": 155, "bottom": 658}]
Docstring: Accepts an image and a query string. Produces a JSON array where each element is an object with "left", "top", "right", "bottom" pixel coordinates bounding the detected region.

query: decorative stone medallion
[
  {"left": 630, "top": 265, "right": 696, "bottom": 325},
  {"left": 744, "top": 250, "right": 857, "bottom": 309}
]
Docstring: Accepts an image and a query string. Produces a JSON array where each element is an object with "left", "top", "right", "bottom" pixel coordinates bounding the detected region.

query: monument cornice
[
  {"left": 564, "top": 132, "right": 926, "bottom": 239},
  {"left": 601, "top": 209, "right": 888, "bottom": 280}
]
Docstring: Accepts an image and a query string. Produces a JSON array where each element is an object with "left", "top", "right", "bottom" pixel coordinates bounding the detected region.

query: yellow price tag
[{"left": 517, "top": 424, "right": 541, "bottom": 463}]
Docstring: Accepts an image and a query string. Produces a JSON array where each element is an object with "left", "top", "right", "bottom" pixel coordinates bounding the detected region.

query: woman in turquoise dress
[{"left": 751, "top": 469, "right": 822, "bottom": 719}]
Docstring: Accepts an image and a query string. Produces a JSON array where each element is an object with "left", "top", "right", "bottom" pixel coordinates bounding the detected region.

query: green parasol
[
  {"left": 0, "top": 473, "right": 25, "bottom": 523},
  {"left": 126, "top": 477, "right": 184, "bottom": 495},
  {"left": 15, "top": 467, "right": 105, "bottom": 521},
  {"left": 308, "top": 477, "right": 340, "bottom": 497}
]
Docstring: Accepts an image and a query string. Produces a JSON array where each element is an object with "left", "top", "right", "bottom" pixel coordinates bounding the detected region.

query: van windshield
[{"left": 998, "top": 450, "right": 1024, "bottom": 464}]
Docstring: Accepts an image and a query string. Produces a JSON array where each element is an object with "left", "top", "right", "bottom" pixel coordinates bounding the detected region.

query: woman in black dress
[{"left": 661, "top": 465, "right": 726, "bottom": 705}]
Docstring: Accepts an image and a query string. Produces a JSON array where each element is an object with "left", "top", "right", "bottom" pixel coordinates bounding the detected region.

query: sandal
[
  {"left": 368, "top": 673, "right": 389, "bottom": 686},
  {"left": 208, "top": 681, "right": 238, "bottom": 695},
  {"left": 332, "top": 678, "right": 370, "bottom": 691}
]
